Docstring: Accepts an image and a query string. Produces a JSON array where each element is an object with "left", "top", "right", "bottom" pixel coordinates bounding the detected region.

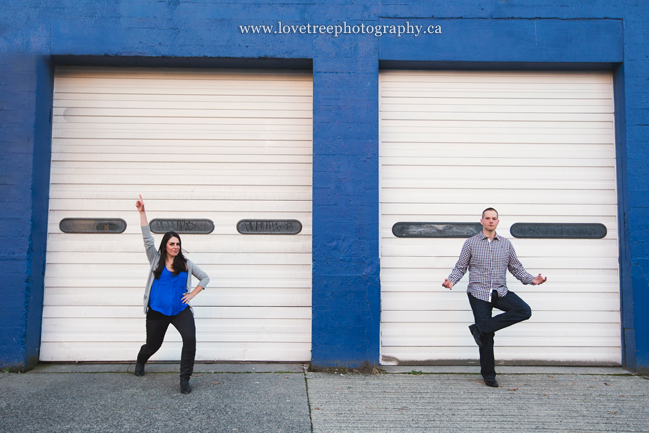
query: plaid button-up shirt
[{"left": 448, "top": 232, "right": 535, "bottom": 302}]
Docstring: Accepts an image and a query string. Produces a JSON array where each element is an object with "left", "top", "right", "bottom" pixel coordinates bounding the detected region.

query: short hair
[{"left": 482, "top": 207, "right": 499, "bottom": 219}]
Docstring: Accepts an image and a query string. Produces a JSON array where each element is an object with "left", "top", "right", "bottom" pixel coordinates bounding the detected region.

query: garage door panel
[
  {"left": 51, "top": 161, "right": 312, "bottom": 172},
  {"left": 380, "top": 70, "right": 620, "bottom": 365},
  {"left": 54, "top": 99, "right": 314, "bottom": 111},
  {"left": 382, "top": 242, "right": 618, "bottom": 258},
  {"left": 382, "top": 310, "right": 621, "bottom": 324},
  {"left": 45, "top": 288, "right": 311, "bottom": 307},
  {"left": 43, "top": 67, "right": 313, "bottom": 362},
  {"left": 49, "top": 198, "right": 312, "bottom": 213},
  {"left": 382, "top": 126, "right": 615, "bottom": 139},
  {"left": 382, "top": 292, "right": 620, "bottom": 312},
  {"left": 44, "top": 233, "right": 314, "bottom": 248},
  {"left": 43, "top": 317, "right": 310, "bottom": 334},
  {"left": 40, "top": 342, "right": 311, "bottom": 362},
  {"left": 49, "top": 173, "right": 311, "bottom": 186},
  {"left": 43, "top": 332, "right": 312, "bottom": 345},
  {"left": 381, "top": 79, "right": 610, "bottom": 90},
  {"left": 54, "top": 117, "right": 312, "bottom": 130},
  {"left": 55, "top": 257, "right": 312, "bottom": 271},
  {"left": 381, "top": 89, "right": 612, "bottom": 101},
  {"left": 53, "top": 141, "right": 314, "bottom": 155},
  {"left": 383, "top": 156, "right": 614, "bottom": 167},
  {"left": 49, "top": 183, "right": 311, "bottom": 197},
  {"left": 47, "top": 266, "right": 312, "bottom": 284},
  {"left": 54, "top": 116, "right": 313, "bottom": 130},
  {"left": 381, "top": 132, "right": 613, "bottom": 144},
  {"left": 380, "top": 70, "right": 611, "bottom": 82},
  {"left": 381, "top": 270, "right": 620, "bottom": 286},
  {"left": 381, "top": 189, "right": 617, "bottom": 206},
  {"left": 54, "top": 83, "right": 312, "bottom": 97},
  {"left": 47, "top": 245, "right": 312, "bottom": 261},
  {"left": 45, "top": 264, "right": 309, "bottom": 281},
  {"left": 44, "top": 305, "right": 312, "bottom": 320},
  {"left": 381, "top": 144, "right": 616, "bottom": 160},
  {"left": 382, "top": 322, "right": 621, "bottom": 338},
  {"left": 382, "top": 272, "right": 621, "bottom": 290},
  {"left": 52, "top": 129, "right": 312, "bottom": 141},
  {"left": 383, "top": 337, "right": 621, "bottom": 348},
  {"left": 381, "top": 256, "right": 618, "bottom": 270},
  {"left": 381, "top": 89, "right": 613, "bottom": 100},
  {"left": 52, "top": 154, "right": 313, "bottom": 165},
  {"left": 381, "top": 347, "right": 620, "bottom": 364},
  {"left": 382, "top": 165, "right": 615, "bottom": 181},
  {"left": 381, "top": 203, "right": 619, "bottom": 217},
  {"left": 55, "top": 78, "right": 313, "bottom": 92},
  {"left": 383, "top": 180, "right": 616, "bottom": 193},
  {"left": 382, "top": 282, "right": 618, "bottom": 295},
  {"left": 54, "top": 95, "right": 312, "bottom": 109}
]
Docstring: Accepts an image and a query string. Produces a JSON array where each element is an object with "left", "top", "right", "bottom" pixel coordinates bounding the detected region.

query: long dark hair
[{"left": 153, "top": 231, "right": 187, "bottom": 279}]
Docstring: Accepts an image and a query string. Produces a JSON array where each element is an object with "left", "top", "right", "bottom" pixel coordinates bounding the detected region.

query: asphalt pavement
[{"left": 1, "top": 364, "right": 648, "bottom": 433}]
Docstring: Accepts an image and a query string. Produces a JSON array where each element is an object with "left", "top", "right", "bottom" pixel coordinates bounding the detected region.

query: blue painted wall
[{"left": 1, "top": 0, "right": 648, "bottom": 373}]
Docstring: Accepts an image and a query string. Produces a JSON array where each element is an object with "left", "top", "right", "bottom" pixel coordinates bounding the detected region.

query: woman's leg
[
  {"left": 171, "top": 307, "right": 197, "bottom": 381},
  {"left": 137, "top": 309, "right": 171, "bottom": 364}
]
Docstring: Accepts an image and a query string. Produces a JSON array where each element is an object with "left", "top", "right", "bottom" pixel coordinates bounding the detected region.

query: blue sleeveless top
[{"left": 149, "top": 267, "right": 189, "bottom": 316}]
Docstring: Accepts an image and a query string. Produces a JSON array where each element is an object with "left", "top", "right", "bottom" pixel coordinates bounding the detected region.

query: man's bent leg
[
  {"left": 488, "top": 291, "right": 532, "bottom": 334},
  {"left": 468, "top": 294, "right": 496, "bottom": 381}
]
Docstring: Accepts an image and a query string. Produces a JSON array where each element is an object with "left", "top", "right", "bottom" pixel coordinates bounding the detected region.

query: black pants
[
  {"left": 468, "top": 291, "right": 532, "bottom": 380},
  {"left": 136, "top": 307, "right": 196, "bottom": 380}
]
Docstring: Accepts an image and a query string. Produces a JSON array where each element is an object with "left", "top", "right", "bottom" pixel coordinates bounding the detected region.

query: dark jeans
[
  {"left": 136, "top": 307, "right": 196, "bottom": 380},
  {"left": 468, "top": 291, "right": 532, "bottom": 380}
]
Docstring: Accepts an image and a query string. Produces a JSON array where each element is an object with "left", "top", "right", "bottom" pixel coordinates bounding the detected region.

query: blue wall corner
[
  {"left": 0, "top": 54, "right": 53, "bottom": 371},
  {"left": 613, "top": 64, "right": 636, "bottom": 371},
  {"left": 25, "top": 55, "right": 54, "bottom": 371}
]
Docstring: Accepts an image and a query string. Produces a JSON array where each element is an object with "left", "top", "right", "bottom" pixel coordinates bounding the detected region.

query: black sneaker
[
  {"left": 468, "top": 324, "right": 483, "bottom": 347},
  {"left": 134, "top": 363, "right": 145, "bottom": 377}
]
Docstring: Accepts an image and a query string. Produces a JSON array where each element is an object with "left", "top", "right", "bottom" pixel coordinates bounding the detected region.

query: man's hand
[
  {"left": 533, "top": 274, "right": 547, "bottom": 285},
  {"left": 442, "top": 279, "right": 454, "bottom": 290}
]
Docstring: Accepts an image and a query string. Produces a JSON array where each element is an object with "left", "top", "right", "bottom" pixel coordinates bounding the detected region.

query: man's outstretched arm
[
  {"left": 508, "top": 243, "right": 547, "bottom": 285},
  {"left": 443, "top": 241, "right": 472, "bottom": 290}
]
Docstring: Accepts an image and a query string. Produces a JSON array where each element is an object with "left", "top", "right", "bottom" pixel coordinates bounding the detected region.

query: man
[{"left": 442, "top": 208, "right": 547, "bottom": 388}]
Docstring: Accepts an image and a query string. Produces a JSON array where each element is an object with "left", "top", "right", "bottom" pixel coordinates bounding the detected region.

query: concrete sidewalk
[{"left": 1, "top": 364, "right": 648, "bottom": 433}]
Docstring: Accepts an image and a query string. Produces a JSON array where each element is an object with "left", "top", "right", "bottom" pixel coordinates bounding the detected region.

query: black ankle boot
[
  {"left": 134, "top": 362, "right": 145, "bottom": 377},
  {"left": 180, "top": 378, "right": 191, "bottom": 394}
]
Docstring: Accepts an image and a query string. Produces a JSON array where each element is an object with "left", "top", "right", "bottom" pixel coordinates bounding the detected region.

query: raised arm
[
  {"left": 136, "top": 194, "right": 148, "bottom": 227},
  {"left": 137, "top": 195, "right": 157, "bottom": 263}
]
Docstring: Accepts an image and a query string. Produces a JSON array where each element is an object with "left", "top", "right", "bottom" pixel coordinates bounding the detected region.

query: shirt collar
[{"left": 479, "top": 231, "right": 501, "bottom": 241}]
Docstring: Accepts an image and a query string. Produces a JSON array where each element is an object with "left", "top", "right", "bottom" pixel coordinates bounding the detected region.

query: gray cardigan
[{"left": 141, "top": 225, "right": 210, "bottom": 314}]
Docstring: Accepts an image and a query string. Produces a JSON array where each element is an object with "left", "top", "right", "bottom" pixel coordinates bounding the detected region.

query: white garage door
[
  {"left": 42, "top": 67, "right": 312, "bottom": 361},
  {"left": 380, "top": 71, "right": 620, "bottom": 365}
]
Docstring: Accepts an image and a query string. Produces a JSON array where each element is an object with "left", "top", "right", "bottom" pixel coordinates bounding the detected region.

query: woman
[{"left": 134, "top": 195, "right": 209, "bottom": 394}]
